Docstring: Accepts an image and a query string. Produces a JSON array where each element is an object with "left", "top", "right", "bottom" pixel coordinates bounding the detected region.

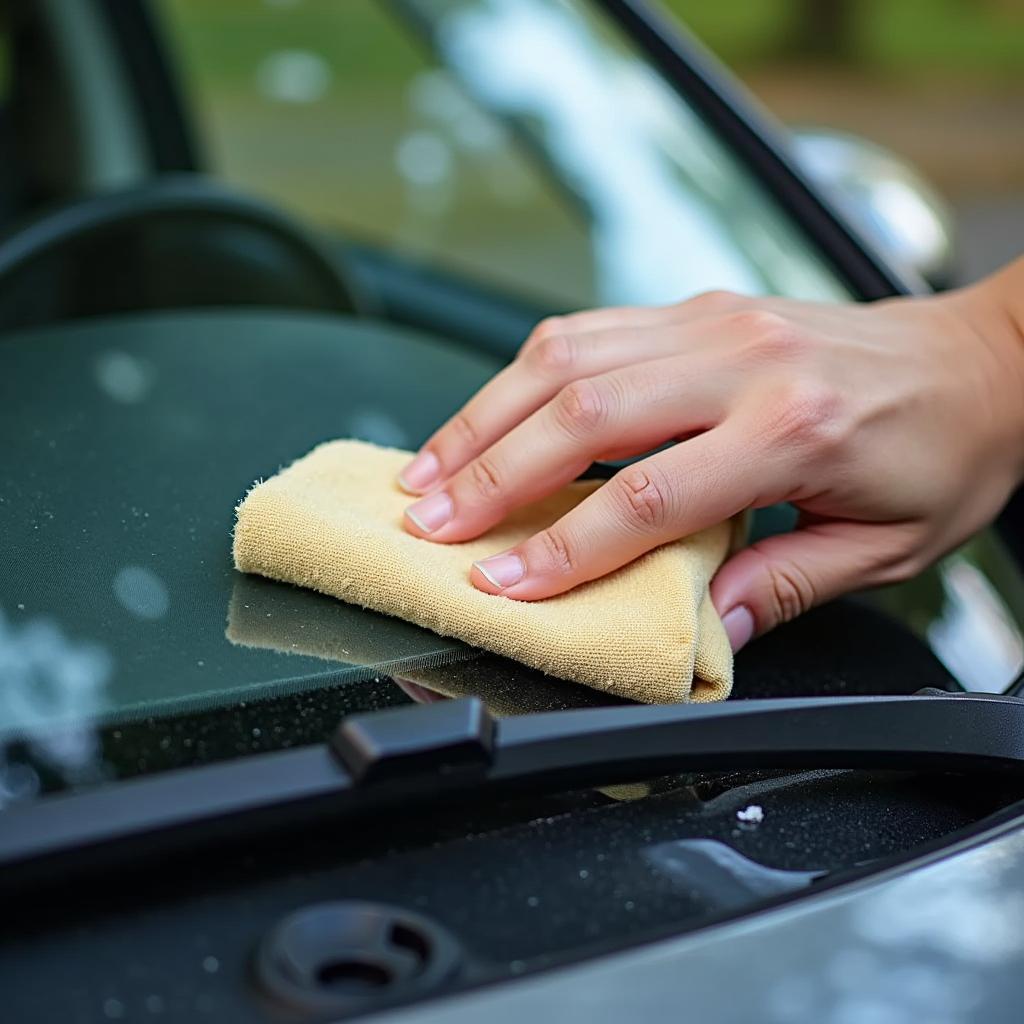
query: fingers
[
  {"left": 469, "top": 425, "right": 768, "bottom": 600},
  {"left": 398, "top": 293, "right": 746, "bottom": 494},
  {"left": 403, "top": 354, "right": 731, "bottom": 543},
  {"left": 400, "top": 325, "right": 707, "bottom": 495},
  {"left": 709, "top": 521, "right": 909, "bottom": 651}
]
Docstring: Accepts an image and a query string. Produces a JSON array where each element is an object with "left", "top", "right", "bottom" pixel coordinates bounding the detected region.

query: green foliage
[{"left": 666, "top": 0, "right": 1024, "bottom": 78}]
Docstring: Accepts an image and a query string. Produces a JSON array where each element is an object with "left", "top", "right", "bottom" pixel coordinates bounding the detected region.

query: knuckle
[
  {"left": 762, "top": 554, "right": 816, "bottom": 624},
  {"left": 768, "top": 381, "right": 845, "bottom": 450},
  {"left": 532, "top": 315, "right": 563, "bottom": 339},
  {"left": 727, "top": 309, "right": 792, "bottom": 342},
  {"left": 450, "top": 412, "right": 479, "bottom": 448},
  {"left": 552, "top": 378, "right": 610, "bottom": 438},
  {"left": 612, "top": 465, "right": 674, "bottom": 532},
  {"left": 467, "top": 455, "right": 505, "bottom": 504},
  {"left": 533, "top": 527, "right": 577, "bottom": 577},
  {"left": 687, "top": 289, "right": 741, "bottom": 315},
  {"left": 738, "top": 313, "right": 806, "bottom": 361},
  {"left": 522, "top": 316, "right": 564, "bottom": 355},
  {"left": 527, "top": 333, "right": 577, "bottom": 376}
]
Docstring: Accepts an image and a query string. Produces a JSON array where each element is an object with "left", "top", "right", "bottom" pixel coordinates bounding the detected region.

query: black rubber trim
[
  {"left": 5, "top": 692, "right": 1024, "bottom": 887},
  {"left": 596, "top": 0, "right": 921, "bottom": 301}
]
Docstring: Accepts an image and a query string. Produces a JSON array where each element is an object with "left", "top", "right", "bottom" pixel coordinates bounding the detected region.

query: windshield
[
  {"left": 161, "top": 0, "right": 849, "bottom": 308},
  {"left": 2, "top": 0, "right": 1024, "bottom": 808}
]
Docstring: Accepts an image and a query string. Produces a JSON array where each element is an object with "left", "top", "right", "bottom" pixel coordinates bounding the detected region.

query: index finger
[
  {"left": 397, "top": 294, "right": 746, "bottom": 494},
  {"left": 469, "top": 424, "right": 769, "bottom": 600}
]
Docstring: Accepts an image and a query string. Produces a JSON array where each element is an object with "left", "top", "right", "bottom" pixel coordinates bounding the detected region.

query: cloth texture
[{"left": 233, "top": 439, "right": 738, "bottom": 703}]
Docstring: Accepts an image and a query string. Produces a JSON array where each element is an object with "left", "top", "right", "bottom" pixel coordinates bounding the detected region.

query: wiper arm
[{"left": 4, "top": 691, "right": 1024, "bottom": 886}]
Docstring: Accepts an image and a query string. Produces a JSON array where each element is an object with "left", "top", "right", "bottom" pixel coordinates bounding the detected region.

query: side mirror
[{"left": 791, "top": 129, "right": 956, "bottom": 290}]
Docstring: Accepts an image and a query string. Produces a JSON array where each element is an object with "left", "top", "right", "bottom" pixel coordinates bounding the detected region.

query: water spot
[
  {"left": 256, "top": 50, "right": 332, "bottom": 103},
  {"left": 202, "top": 956, "right": 220, "bottom": 974},
  {"left": 144, "top": 994, "right": 165, "bottom": 1014},
  {"left": 346, "top": 408, "right": 409, "bottom": 449},
  {"left": 0, "top": 609, "right": 112, "bottom": 786},
  {"left": 736, "top": 804, "right": 764, "bottom": 825},
  {"left": 395, "top": 131, "right": 453, "bottom": 187},
  {"left": 578, "top": 869, "right": 589, "bottom": 880},
  {"left": 102, "top": 998, "right": 125, "bottom": 1019},
  {"left": 95, "top": 351, "right": 153, "bottom": 404},
  {"left": 113, "top": 566, "right": 170, "bottom": 620},
  {"left": 526, "top": 895, "right": 539, "bottom": 907},
  {"left": 0, "top": 762, "right": 40, "bottom": 803}
]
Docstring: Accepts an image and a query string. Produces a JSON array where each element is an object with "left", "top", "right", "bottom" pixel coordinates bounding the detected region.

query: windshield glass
[
  {"left": 2, "top": 0, "right": 1023, "bottom": 808},
  {"left": 160, "top": 0, "right": 849, "bottom": 308}
]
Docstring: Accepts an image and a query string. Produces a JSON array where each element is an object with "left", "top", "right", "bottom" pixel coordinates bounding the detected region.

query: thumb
[{"left": 710, "top": 521, "right": 885, "bottom": 652}]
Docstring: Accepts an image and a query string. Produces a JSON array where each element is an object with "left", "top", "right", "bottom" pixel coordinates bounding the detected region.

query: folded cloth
[{"left": 233, "top": 439, "right": 738, "bottom": 703}]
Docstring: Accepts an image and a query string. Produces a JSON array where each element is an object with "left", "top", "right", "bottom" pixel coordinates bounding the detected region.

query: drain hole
[
  {"left": 390, "top": 922, "right": 431, "bottom": 972},
  {"left": 316, "top": 960, "right": 393, "bottom": 994}
]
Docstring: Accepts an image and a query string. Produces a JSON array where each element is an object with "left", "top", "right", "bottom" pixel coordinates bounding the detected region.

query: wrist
[
  {"left": 982, "top": 256, "right": 1024, "bottom": 345},
  {"left": 963, "top": 257, "right": 1024, "bottom": 480}
]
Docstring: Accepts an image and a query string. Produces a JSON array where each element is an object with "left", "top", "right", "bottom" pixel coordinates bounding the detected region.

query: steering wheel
[{"left": 0, "top": 174, "right": 362, "bottom": 330}]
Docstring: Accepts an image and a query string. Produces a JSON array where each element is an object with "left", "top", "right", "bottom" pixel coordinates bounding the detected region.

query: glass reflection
[
  {"left": 226, "top": 574, "right": 477, "bottom": 679},
  {"left": 0, "top": 606, "right": 111, "bottom": 802},
  {"left": 400, "top": 0, "right": 849, "bottom": 303}
]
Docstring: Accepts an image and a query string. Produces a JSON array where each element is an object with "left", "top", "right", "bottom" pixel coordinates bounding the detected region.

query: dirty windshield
[{"left": 2, "top": 0, "right": 1023, "bottom": 807}]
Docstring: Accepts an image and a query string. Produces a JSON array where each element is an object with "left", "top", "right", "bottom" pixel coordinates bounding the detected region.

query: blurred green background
[
  {"left": 685, "top": 0, "right": 1024, "bottom": 281},
  {"left": 160, "top": 0, "right": 1023, "bottom": 287}
]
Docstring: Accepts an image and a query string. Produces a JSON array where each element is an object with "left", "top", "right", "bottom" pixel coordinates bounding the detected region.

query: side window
[{"left": 156, "top": 0, "right": 594, "bottom": 307}]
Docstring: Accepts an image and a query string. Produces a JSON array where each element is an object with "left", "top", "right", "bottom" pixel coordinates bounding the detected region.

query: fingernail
[
  {"left": 398, "top": 450, "right": 440, "bottom": 493},
  {"left": 721, "top": 605, "right": 755, "bottom": 653},
  {"left": 405, "top": 492, "right": 453, "bottom": 533},
  {"left": 473, "top": 553, "right": 525, "bottom": 589}
]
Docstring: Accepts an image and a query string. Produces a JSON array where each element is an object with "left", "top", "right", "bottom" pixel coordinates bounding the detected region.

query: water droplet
[
  {"left": 95, "top": 351, "right": 153, "bottom": 403},
  {"left": 113, "top": 565, "right": 170, "bottom": 620},
  {"left": 736, "top": 804, "right": 764, "bottom": 825},
  {"left": 256, "top": 50, "right": 332, "bottom": 104}
]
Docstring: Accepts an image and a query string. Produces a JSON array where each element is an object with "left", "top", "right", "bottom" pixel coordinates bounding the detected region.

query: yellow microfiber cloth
[{"left": 232, "top": 439, "right": 737, "bottom": 703}]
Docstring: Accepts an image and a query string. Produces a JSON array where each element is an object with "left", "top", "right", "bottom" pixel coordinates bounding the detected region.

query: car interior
[{"left": 3, "top": 1, "right": 1024, "bottom": 1020}]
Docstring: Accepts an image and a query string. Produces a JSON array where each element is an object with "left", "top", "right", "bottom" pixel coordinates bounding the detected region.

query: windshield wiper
[{"left": 4, "top": 691, "right": 1024, "bottom": 887}]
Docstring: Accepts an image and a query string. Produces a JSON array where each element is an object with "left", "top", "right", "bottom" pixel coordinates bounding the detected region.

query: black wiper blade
[
  {"left": 4, "top": 691, "right": 1024, "bottom": 886},
  {"left": 336, "top": 690, "right": 1024, "bottom": 786}
]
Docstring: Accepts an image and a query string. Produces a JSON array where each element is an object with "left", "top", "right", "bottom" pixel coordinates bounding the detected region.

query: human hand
[{"left": 398, "top": 260, "right": 1024, "bottom": 651}]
